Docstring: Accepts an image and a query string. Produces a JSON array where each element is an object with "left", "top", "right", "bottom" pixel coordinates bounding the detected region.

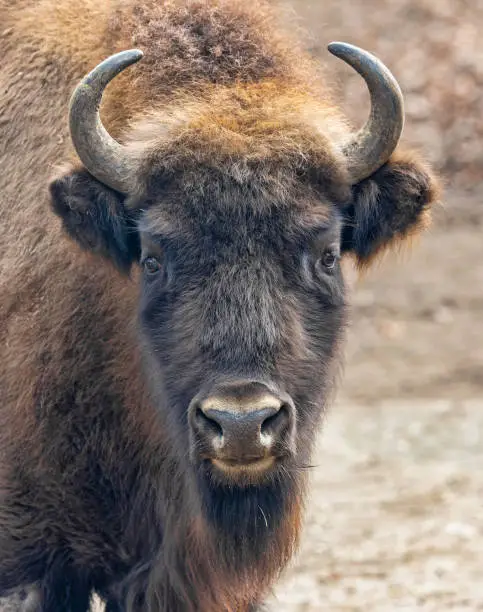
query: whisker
[{"left": 258, "top": 505, "right": 269, "bottom": 529}]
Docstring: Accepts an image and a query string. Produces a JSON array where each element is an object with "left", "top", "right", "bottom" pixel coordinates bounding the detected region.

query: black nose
[{"left": 189, "top": 381, "right": 295, "bottom": 469}]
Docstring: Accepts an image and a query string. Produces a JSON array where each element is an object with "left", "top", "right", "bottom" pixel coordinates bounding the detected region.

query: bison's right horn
[{"left": 69, "top": 49, "right": 144, "bottom": 193}]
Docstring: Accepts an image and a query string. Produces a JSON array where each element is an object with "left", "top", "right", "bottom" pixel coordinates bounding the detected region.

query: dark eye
[
  {"left": 142, "top": 256, "right": 162, "bottom": 275},
  {"left": 319, "top": 249, "right": 338, "bottom": 272}
]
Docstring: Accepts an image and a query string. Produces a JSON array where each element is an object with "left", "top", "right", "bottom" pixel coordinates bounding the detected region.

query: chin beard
[{"left": 195, "top": 463, "right": 300, "bottom": 571}]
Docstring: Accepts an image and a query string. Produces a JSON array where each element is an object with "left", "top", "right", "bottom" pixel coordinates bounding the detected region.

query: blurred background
[{"left": 269, "top": 0, "right": 483, "bottom": 610}]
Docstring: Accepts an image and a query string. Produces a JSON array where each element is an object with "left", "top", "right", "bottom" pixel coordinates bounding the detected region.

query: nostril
[
  {"left": 195, "top": 407, "right": 223, "bottom": 438},
  {"left": 261, "top": 404, "right": 290, "bottom": 437}
]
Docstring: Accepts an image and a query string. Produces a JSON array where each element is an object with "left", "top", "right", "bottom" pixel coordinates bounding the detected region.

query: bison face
[{"left": 132, "top": 182, "right": 348, "bottom": 534}]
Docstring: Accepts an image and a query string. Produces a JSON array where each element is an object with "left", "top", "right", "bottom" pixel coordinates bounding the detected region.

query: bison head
[{"left": 49, "top": 45, "right": 437, "bottom": 542}]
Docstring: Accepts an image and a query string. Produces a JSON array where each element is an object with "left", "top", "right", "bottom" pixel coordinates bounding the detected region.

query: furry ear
[
  {"left": 49, "top": 166, "right": 140, "bottom": 273},
  {"left": 341, "top": 151, "right": 440, "bottom": 267}
]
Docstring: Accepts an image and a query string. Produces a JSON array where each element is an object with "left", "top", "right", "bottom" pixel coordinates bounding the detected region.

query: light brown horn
[
  {"left": 69, "top": 49, "right": 144, "bottom": 193},
  {"left": 328, "top": 42, "right": 404, "bottom": 184}
]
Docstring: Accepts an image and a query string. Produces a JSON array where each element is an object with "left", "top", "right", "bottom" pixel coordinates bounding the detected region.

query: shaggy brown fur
[{"left": 0, "top": 1, "right": 440, "bottom": 611}]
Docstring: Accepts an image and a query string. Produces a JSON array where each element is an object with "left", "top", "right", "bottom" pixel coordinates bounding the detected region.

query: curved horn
[
  {"left": 69, "top": 49, "right": 144, "bottom": 193},
  {"left": 328, "top": 42, "right": 404, "bottom": 184}
]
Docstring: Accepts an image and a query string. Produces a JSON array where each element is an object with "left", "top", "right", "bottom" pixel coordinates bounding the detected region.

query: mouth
[
  {"left": 203, "top": 455, "right": 278, "bottom": 486},
  {"left": 211, "top": 456, "right": 275, "bottom": 474}
]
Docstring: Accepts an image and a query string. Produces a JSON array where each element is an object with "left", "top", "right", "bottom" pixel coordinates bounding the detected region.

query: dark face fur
[{"left": 131, "top": 173, "right": 347, "bottom": 531}]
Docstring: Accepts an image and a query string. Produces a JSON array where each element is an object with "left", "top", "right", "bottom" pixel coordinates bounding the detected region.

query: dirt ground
[
  {"left": 269, "top": 399, "right": 483, "bottom": 611},
  {"left": 2, "top": 0, "right": 482, "bottom": 610}
]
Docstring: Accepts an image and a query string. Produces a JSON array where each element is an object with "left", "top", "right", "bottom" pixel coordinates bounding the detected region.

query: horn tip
[
  {"left": 123, "top": 48, "right": 144, "bottom": 63},
  {"left": 328, "top": 41, "right": 358, "bottom": 59}
]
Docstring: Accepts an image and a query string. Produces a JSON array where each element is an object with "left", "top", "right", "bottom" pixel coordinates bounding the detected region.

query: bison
[{"left": 0, "top": 0, "right": 439, "bottom": 610}]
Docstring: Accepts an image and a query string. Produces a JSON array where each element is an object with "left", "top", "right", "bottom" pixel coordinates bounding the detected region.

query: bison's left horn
[
  {"left": 328, "top": 42, "right": 404, "bottom": 184},
  {"left": 69, "top": 49, "right": 144, "bottom": 193}
]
